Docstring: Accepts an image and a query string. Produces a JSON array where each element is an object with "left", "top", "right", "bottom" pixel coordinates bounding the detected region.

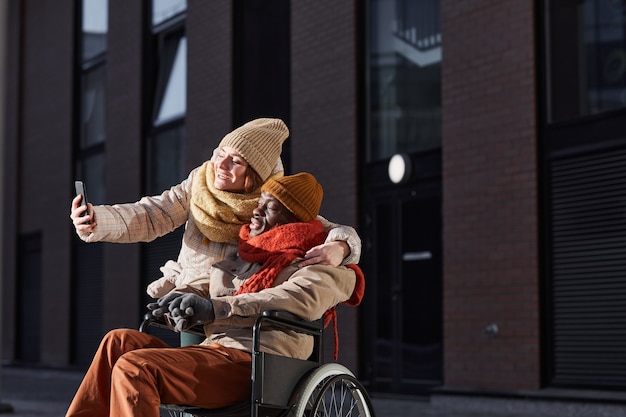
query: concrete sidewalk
[
  {"left": 0, "top": 365, "right": 600, "bottom": 417},
  {"left": 0, "top": 366, "right": 81, "bottom": 417},
  {"left": 0, "top": 365, "right": 504, "bottom": 417}
]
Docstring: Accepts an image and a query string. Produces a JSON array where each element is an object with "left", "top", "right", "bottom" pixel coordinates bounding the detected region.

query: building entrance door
[
  {"left": 359, "top": 153, "right": 442, "bottom": 395},
  {"left": 363, "top": 0, "right": 443, "bottom": 394}
]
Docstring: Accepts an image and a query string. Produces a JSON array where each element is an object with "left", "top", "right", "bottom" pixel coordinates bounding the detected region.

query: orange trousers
[{"left": 65, "top": 328, "right": 252, "bottom": 417}]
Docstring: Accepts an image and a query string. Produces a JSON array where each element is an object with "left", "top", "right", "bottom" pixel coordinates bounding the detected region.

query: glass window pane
[
  {"left": 148, "top": 126, "right": 185, "bottom": 194},
  {"left": 548, "top": 0, "right": 626, "bottom": 121},
  {"left": 80, "top": 65, "right": 106, "bottom": 148},
  {"left": 82, "top": 0, "right": 108, "bottom": 60},
  {"left": 152, "top": 0, "right": 187, "bottom": 26},
  {"left": 155, "top": 36, "right": 187, "bottom": 125},
  {"left": 368, "top": 0, "right": 442, "bottom": 162},
  {"left": 77, "top": 153, "right": 105, "bottom": 205}
]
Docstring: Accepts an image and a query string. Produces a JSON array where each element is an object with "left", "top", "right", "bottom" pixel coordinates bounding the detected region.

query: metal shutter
[{"left": 550, "top": 147, "right": 626, "bottom": 388}]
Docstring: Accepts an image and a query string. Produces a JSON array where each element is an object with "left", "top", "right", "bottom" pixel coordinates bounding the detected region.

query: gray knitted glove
[
  {"left": 167, "top": 293, "right": 216, "bottom": 332},
  {"left": 146, "top": 291, "right": 182, "bottom": 318}
]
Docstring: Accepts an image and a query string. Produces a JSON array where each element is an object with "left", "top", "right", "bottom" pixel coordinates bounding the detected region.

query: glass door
[
  {"left": 359, "top": 0, "right": 443, "bottom": 394},
  {"left": 359, "top": 156, "right": 443, "bottom": 394}
]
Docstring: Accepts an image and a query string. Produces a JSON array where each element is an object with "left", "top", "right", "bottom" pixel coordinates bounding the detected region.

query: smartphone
[{"left": 74, "top": 180, "right": 90, "bottom": 220}]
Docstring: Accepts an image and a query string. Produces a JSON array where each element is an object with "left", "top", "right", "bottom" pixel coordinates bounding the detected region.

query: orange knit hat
[{"left": 261, "top": 172, "right": 323, "bottom": 222}]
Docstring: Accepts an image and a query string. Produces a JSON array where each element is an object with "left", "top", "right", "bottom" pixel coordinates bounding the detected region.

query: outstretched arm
[{"left": 69, "top": 171, "right": 194, "bottom": 243}]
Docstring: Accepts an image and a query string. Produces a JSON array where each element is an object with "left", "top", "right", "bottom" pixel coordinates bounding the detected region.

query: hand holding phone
[{"left": 74, "top": 181, "right": 91, "bottom": 222}]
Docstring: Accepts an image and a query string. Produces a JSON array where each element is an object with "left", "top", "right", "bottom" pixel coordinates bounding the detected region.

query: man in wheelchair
[{"left": 65, "top": 172, "right": 364, "bottom": 417}]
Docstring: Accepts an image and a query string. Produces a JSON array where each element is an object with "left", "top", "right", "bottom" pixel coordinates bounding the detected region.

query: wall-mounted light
[{"left": 388, "top": 153, "right": 412, "bottom": 184}]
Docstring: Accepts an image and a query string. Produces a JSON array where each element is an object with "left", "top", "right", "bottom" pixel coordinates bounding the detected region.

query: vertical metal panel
[{"left": 550, "top": 147, "right": 626, "bottom": 388}]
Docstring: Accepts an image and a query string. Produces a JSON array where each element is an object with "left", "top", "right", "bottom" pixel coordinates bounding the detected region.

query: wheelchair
[{"left": 140, "top": 310, "right": 376, "bottom": 417}]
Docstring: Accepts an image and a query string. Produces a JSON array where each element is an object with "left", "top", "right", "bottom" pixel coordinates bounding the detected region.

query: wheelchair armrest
[
  {"left": 259, "top": 310, "right": 323, "bottom": 332},
  {"left": 139, "top": 313, "right": 165, "bottom": 333},
  {"left": 253, "top": 310, "right": 324, "bottom": 362},
  {"left": 139, "top": 309, "right": 322, "bottom": 358}
]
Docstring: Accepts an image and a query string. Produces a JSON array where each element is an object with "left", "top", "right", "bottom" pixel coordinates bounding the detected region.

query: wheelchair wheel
[
  {"left": 310, "top": 374, "right": 374, "bottom": 417},
  {"left": 289, "top": 363, "right": 375, "bottom": 417}
]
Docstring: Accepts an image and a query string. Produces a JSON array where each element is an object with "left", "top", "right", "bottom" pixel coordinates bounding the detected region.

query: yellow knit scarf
[{"left": 190, "top": 161, "right": 281, "bottom": 244}]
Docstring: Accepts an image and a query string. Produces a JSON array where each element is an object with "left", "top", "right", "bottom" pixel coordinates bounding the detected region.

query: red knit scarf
[
  {"left": 235, "top": 220, "right": 366, "bottom": 361},
  {"left": 235, "top": 220, "right": 327, "bottom": 295}
]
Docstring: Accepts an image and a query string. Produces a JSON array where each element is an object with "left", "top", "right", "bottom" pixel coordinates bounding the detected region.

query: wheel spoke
[
  {"left": 311, "top": 375, "right": 373, "bottom": 417},
  {"left": 289, "top": 363, "right": 373, "bottom": 417}
]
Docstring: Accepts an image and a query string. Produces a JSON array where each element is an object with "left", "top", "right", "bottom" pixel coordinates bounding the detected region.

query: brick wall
[
  {"left": 291, "top": 1, "right": 361, "bottom": 372},
  {"left": 441, "top": 0, "right": 540, "bottom": 389},
  {"left": 18, "top": 0, "right": 75, "bottom": 366},
  {"left": 102, "top": 2, "right": 144, "bottom": 330},
  {"left": 186, "top": 1, "right": 233, "bottom": 169},
  {"left": 291, "top": 1, "right": 359, "bottom": 226}
]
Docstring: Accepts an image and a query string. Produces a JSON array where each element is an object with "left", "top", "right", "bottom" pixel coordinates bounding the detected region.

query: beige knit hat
[
  {"left": 262, "top": 172, "right": 323, "bottom": 222},
  {"left": 218, "top": 118, "right": 289, "bottom": 181}
]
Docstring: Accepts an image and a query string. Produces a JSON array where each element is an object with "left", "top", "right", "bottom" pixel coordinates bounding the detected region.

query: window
[
  {"left": 152, "top": 0, "right": 187, "bottom": 27},
  {"left": 72, "top": 0, "right": 108, "bottom": 366},
  {"left": 78, "top": 0, "right": 107, "bottom": 202},
  {"left": 147, "top": 0, "right": 186, "bottom": 194},
  {"left": 80, "top": 65, "right": 106, "bottom": 147},
  {"left": 154, "top": 36, "right": 186, "bottom": 125},
  {"left": 141, "top": 2, "right": 187, "bottom": 347},
  {"left": 547, "top": 0, "right": 626, "bottom": 122},
  {"left": 82, "top": 0, "right": 108, "bottom": 60},
  {"left": 367, "top": 0, "right": 442, "bottom": 161}
]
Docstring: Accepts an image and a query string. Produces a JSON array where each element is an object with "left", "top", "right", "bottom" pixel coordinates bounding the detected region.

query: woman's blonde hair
[{"left": 244, "top": 167, "right": 264, "bottom": 193}]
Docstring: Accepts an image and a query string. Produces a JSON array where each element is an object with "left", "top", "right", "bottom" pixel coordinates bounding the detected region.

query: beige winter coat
[{"left": 206, "top": 256, "right": 357, "bottom": 360}]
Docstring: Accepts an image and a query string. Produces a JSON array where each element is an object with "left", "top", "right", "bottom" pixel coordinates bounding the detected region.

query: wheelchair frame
[{"left": 140, "top": 310, "right": 375, "bottom": 417}]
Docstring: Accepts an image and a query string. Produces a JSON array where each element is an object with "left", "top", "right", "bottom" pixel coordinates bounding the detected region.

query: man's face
[{"left": 249, "top": 191, "right": 299, "bottom": 237}]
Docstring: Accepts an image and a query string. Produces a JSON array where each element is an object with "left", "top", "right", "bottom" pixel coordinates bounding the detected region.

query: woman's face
[{"left": 213, "top": 146, "right": 249, "bottom": 192}]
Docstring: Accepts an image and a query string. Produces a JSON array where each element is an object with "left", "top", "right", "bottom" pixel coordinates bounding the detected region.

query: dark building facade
[{"left": 2, "top": 0, "right": 626, "bottom": 414}]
